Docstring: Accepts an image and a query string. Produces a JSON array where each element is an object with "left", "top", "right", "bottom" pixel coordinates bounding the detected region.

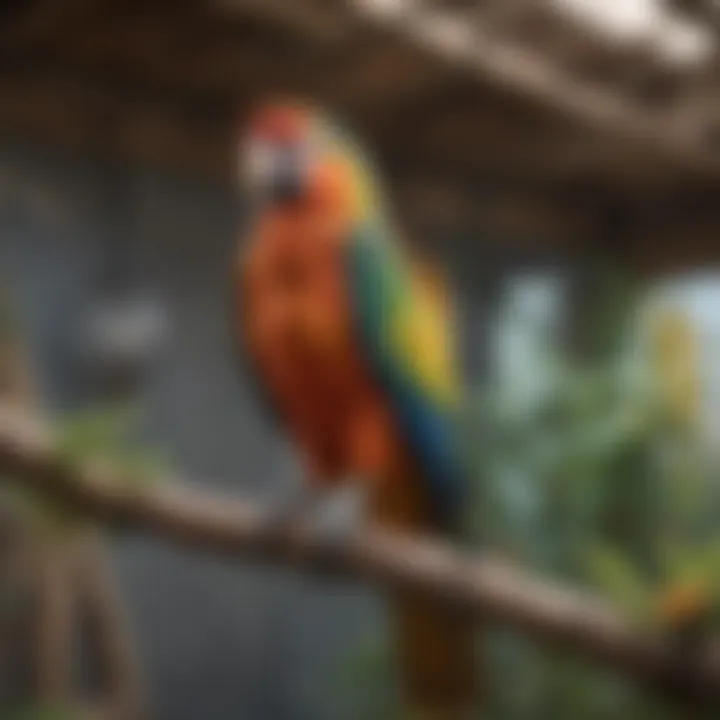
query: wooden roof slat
[
  {"left": 0, "top": 72, "right": 234, "bottom": 177},
  {"left": 2, "top": 0, "right": 720, "bottom": 196},
  {"left": 0, "top": 0, "right": 98, "bottom": 49},
  {"left": 213, "top": 0, "right": 351, "bottom": 43},
  {"left": 349, "top": 0, "right": 720, "bottom": 178},
  {"left": 316, "top": 42, "right": 456, "bottom": 107}
]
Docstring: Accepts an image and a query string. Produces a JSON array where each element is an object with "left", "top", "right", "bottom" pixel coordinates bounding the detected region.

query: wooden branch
[
  {"left": 0, "top": 290, "right": 144, "bottom": 716},
  {"left": 32, "top": 539, "right": 76, "bottom": 706},
  {"left": 75, "top": 534, "right": 145, "bottom": 719},
  {"left": 0, "top": 405, "right": 719, "bottom": 704}
]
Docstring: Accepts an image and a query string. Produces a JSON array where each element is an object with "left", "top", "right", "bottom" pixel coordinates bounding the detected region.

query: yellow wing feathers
[{"left": 392, "top": 261, "right": 459, "bottom": 407}]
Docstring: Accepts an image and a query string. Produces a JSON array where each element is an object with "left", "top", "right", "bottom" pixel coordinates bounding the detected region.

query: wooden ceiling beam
[
  {"left": 315, "top": 44, "right": 457, "bottom": 109},
  {"left": 393, "top": 174, "right": 598, "bottom": 252},
  {"left": 0, "top": 0, "right": 101, "bottom": 48},
  {"left": 355, "top": 81, "right": 632, "bottom": 185},
  {"left": 0, "top": 39, "right": 328, "bottom": 114},
  {"left": 0, "top": 73, "right": 235, "bottom": 179},
  {"left": 212, "top": 0, "right": 350, "bottom": 44},
  {"left": 0, "top": 72, "right": 602, "bottom": 250},
  {"left": 0, "top": 5, "right": 317, "bottom": 96},
  {"left": 348, "top": 0, "right": 720, "bottom": 180},
  {"left": 3, "top": 0, "right": 719, "bottom": 198},
  {"left": 0, "top": 59, "right": 615, "bottom": 213},
  {"left": 665, "top": 0, "right": 720, "bottom": 33}
]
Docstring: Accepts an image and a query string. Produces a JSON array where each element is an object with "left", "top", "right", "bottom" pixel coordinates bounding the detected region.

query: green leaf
[
  {"left": 2, "top": 704, "right": 79, "bottom": 720},
  {"left": 587, "top": 547, "right": 653, "bottom": 625}
]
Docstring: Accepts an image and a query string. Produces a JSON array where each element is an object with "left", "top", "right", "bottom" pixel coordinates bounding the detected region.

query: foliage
[
  {"left": 0, "top": 403, "right": 168, "bottom": 538},
  {"left": 472, "top": 271, "right": 720, "bottom": 717},
  {"left": 334, "top": 632, "right": 397, "bottom": 720},
  {"left": 53, "top": 404, "right": 168, "bottom": 485},
  {"left": 342, "top": 269, "right": 720, "bottom": 718},
  {"left": 0, "top": 705, "right": 79, "bottom": 720}
]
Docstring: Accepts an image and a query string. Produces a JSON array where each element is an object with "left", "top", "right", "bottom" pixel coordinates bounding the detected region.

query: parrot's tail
[
  {"left": 390, "top": 589, "right": 478, "bottom": 719},
  {"left": 372, "top": 455, "right": 478, "bottom": 718}
]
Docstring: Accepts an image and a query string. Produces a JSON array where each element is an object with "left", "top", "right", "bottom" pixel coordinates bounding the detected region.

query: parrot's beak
[
  {"left": 272, "top": 168, "right": 303, "bottom": 203},
  {"left": 241, "top": 138, "right": 305, "bottom": 205}
]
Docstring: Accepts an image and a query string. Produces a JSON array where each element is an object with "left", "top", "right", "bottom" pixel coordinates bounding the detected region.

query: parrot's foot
[
  {"left": 256, "top": 479, "right": 367, "bottom": 537},
  {"left": 256, "top": 483, "right": 320, "bottom": 537},
  {"left": 299, "top": 480, "right": 368, "bottom": 579}
]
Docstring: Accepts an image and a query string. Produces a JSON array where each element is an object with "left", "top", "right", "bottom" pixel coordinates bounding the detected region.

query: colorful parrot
[{"left": 233, "top": 100, "right": 476, "bottom": 718}]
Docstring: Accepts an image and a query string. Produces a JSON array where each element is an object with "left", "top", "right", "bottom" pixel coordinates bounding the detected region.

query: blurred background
[{"left": 3, "top": 0, "right": 720, "bottom": 718}]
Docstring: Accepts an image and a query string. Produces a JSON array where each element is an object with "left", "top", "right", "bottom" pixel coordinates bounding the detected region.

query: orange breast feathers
[{"left": 238, "top": 210, "right": 397, "bottom": 487}]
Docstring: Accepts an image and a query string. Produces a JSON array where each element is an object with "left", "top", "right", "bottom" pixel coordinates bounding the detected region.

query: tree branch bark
[
  {"left": 32, "top": 538, "right": 76, "bottom": 706},
  {"left": 0, "top": 403, "right": 718, "bottom": 705},
  {"left": 75, "top": 534, "right": 146, "bottom": 719}
]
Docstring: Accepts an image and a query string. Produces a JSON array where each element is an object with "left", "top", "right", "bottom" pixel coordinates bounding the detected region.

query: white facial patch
[
  {"left": 240, "top": 139, "right": 275, "bottom": 192},
  {"left": 239, "top": 136, "right": 316, "bottom": 201}
]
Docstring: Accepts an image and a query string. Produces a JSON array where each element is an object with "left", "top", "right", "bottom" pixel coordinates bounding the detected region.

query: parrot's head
[{"left": 239, "top": 99, "right": 381, "bottom": 220}]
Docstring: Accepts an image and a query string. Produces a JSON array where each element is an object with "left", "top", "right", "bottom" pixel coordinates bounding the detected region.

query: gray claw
[
  {"left": 257, "top": 484, "right": 319, "bottom": 535},
  {"left": 256, "top": 475, "right": 368, "bottom": 552}
]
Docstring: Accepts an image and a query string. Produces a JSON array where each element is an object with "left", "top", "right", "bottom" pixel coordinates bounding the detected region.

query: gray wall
[{"left": 0, "top": 140, "right": 549, "bottom": 719}]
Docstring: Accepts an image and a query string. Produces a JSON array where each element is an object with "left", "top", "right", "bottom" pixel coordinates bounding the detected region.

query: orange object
[{"left": 235, "top": 101, "right": 476, "bottom": 717}]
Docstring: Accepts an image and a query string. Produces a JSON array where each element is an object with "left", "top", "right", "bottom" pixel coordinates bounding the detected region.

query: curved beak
[
  {"left": 242, "top": 139, "right": 304, "bottom": 204},
  {"left": 270, "top": 160, "right": 303, "bottom": 203}
]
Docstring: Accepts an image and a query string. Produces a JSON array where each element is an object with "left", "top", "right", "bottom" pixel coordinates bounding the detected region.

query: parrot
[{"left": 233, "top": 100, "right": 477, "bottom": 719}]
